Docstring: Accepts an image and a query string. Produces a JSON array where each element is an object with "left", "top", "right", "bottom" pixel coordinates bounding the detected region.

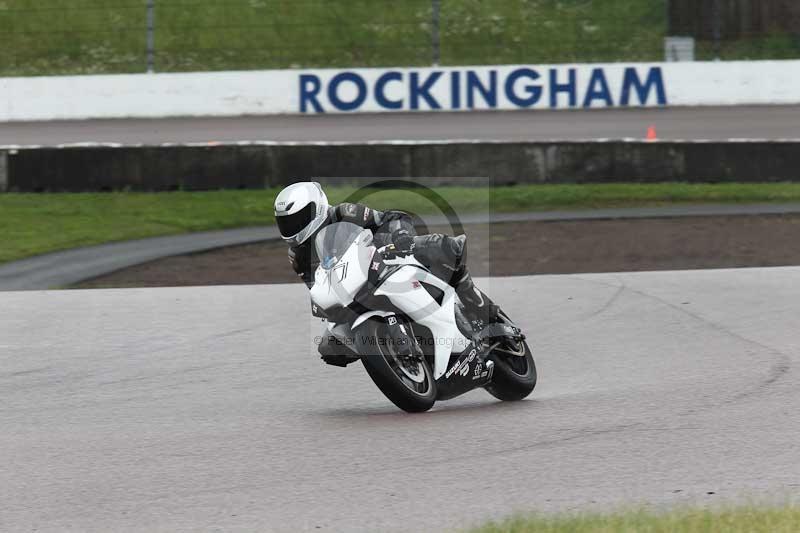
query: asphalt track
[
  {"left": 3, "top": 105, "right": 800, "bottom": 146},
  {"left": 2, "top": 267, "right": 798, "bottom": 532}
]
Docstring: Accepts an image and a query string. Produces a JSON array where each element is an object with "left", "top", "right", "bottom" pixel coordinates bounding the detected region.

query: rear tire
[
  {"left": 358, "top": 318, "right": 437, "bottom": 413},
  {"left": 485, "top": 338, "right": 537, "bottom": 402}
]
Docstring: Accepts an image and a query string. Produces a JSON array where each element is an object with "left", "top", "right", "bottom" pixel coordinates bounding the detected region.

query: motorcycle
[{"left": 308, "top": 221, "right": 536, "bottom": 413}]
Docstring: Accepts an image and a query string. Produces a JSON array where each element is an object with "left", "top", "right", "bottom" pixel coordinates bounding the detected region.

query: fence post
[
  {"left": 711, "top": 0, "right": 721, "bottom": 60},
  {"left": 146, "top": 0, "right": 156, "bottom": 72},
  {"left": 431, "top": 0, "right": 441, "bottom": 65},
  {"left": 0, "top": 150, "right": 7, "bottom": 193}
]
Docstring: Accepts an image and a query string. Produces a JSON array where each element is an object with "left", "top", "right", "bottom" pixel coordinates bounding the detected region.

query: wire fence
[{"left": 1, "top": 0, "right": 799, "bottom": 76}]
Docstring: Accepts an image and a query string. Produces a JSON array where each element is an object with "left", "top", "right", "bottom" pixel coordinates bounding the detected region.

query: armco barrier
[{"left": 4, "top": 140, "right": 800, "bottom": 192}]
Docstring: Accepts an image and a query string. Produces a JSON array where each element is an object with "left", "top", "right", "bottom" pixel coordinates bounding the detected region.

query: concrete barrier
[
  {"left": 3, "top": 60, "right": 800, "bottom": 120},
  {"left": 4, "top": 140, "right": 800, "bottom": 192}
]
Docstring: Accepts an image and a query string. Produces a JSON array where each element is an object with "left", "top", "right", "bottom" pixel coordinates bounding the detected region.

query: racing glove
[{"left": 390, "top": 229, "right": 415, "bottom": 256}]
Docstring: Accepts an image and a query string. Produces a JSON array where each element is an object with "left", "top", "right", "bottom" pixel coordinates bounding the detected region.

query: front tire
[{"left": 358, "top": 319, "right": 437, "bottom": 413}]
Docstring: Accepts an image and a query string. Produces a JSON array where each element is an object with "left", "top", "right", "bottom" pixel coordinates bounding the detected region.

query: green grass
[
  {"left": 695, "top": 32, "right": 800, "bottom": 62},
  {"left": 3, "top": 1, "right": 798, "bottom": 76},
  {"left": 3, "top": 182, "right": 800, "bottom": 264},
  {"left": 471, "top": 505, "right": 800, "bottom": 533},
  {"left": 0, "top": 0, "right": 668, "bottom": 75}
]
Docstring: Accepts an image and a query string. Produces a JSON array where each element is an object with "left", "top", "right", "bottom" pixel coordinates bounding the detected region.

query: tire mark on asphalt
[
  {"left": 0, "top": 366, "right": 52, "bottom": 379},
  {"left": 577, "top": 278, "right": 626, "bottom": 320},
  {"left": 573, "top": 275, "right": 792, "bottom": 410},
  {"left": 120, "top": 418, "right": 707, "bottom": 502},
  {"left": 0, "top": 323, "right": 269, "bottom": 410}
]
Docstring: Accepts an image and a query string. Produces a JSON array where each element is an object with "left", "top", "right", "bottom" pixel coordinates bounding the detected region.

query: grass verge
[
  {"left": 6, "top": 1, "right": 799, "bottom": 76},
  {"left": 4, "top": 1, "right": 799, "bottom": 76},
  {"left": 471, "top": 505, "right": 800, "bottom": 533},
  {"left": 2, "top": 0, "right": 665, "bottom": 75},
  {"left": 3, "top": 182, "right": 800, "bottom": 264}
]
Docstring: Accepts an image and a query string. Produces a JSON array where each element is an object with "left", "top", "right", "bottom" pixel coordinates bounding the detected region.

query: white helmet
[{"left": 274, "top": 181, "right": 330, "bottom": 245}]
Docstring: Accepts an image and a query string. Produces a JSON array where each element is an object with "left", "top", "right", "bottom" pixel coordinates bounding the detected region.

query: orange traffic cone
[{"left": 646, "top": 125, "right": 657, "bottom": 141}]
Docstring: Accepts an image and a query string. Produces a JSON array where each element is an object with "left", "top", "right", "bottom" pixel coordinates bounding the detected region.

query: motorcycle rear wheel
[
  {"left": 484, "top": 331, "right": 537, "bottom": 402},
  {"left": 358, "top": 318, "right": 437, "bottom": 413}
]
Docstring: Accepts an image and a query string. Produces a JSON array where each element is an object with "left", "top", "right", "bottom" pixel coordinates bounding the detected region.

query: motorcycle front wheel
[{"left": 358, "top": 318, "right": 437, "bottom": 413}]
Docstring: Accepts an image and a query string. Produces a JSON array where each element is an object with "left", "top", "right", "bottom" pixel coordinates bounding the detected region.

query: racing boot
[
  {"left": 318, "top": 334, "right": 359, "bottom": 368},
  {"left": 453, "top": 266, "right": 500, "bottom": 326},
  {"left": 440, "top": 234, "right": 500, "bottom": 325}
]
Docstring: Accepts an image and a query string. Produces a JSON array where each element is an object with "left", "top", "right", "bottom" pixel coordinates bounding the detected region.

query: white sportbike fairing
[
  {"left": 372, "top": 266, "right": 470, "bottom": 380},
  {"left": 308, "top": 222, "right": 536, "bottom": 412}
]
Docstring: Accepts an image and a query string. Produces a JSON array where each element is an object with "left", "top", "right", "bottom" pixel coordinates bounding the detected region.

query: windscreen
[{"left": 314, "top": 222, "right": 365, "bottom": 270}]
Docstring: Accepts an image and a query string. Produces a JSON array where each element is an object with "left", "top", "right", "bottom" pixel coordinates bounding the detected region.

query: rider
[{"left": 274, "top": 181, "right": 498, "bottom": 365}]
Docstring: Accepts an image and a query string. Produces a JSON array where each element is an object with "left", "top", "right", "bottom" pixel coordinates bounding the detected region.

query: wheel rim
[
  {"left": 493, "top": 340, "right": 529, "bottom": 376},
  {"left": 490, "top": 312, "right": 530, "bottom": 376},
  {"left": 377, "top": 325, "right": 431, "bottom": 395}
]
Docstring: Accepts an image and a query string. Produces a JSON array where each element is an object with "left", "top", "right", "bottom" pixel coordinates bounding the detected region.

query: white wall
[{"left": 2, "top": 60, "right": 799, "bottom": 122}]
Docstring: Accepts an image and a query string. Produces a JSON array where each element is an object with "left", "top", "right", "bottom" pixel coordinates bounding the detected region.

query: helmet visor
[{"left": 276, "top": 202, "right": 317, "bottom": 239}]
